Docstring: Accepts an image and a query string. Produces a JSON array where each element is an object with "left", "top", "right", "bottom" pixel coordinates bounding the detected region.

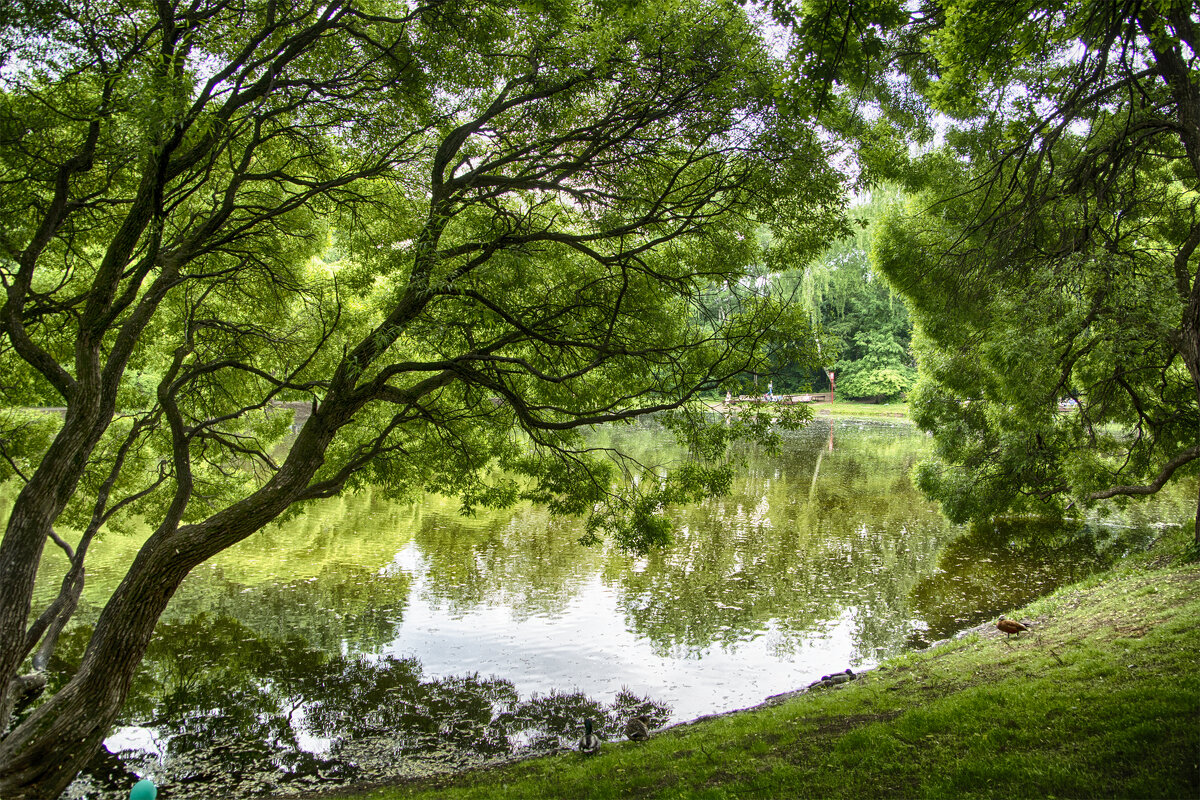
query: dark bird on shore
[
  {"left": 996, "top": 615, "right": 1030, "bottom": 638},
  {"left": 579, "top": 718, "right": 601, "bottom": 755},
  {"left": 624, "top": 715, "right": 652, "bottom": 741},
  {"left": 809, "top": 667, "right": 857, "bottom": 690}
]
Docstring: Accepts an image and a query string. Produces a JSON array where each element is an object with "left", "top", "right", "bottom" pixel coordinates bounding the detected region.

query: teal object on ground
[{"left": 129, "top": 779, "right": 157, "bottom": 800}]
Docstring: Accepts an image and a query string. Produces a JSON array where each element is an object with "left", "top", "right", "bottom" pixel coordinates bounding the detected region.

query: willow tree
[
  {"left": 0, "top": 0, "right": 845, "bottom": 795},
  {"left": 776, "top": 185, "right": 914, "bottom": 401},
  {"left": 787, "top": 0, "right": 1200, "bottom": 534}
]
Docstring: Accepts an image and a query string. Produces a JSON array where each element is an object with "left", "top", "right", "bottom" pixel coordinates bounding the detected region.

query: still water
[{"left": 25, "top": 417, "right": 1190, "bottom": 798}]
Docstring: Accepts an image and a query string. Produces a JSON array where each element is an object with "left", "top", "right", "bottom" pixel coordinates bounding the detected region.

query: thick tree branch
[{"left": 1085, "top": 444, "right": 1200, "bottom": 501}]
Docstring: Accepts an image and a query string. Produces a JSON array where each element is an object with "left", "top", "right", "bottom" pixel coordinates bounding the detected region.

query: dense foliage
[
  {"left": 3, "top": 0, "right": 1195, "bottom": 795},
  {"left": 775, "top": 186, "right": 914, "bottom": 401},
  {"left": 789, "top": 0, "right": 1200, "bottom": 529},
  {"left": 0, "top": 1, "right": 846, "bottom": 795}
]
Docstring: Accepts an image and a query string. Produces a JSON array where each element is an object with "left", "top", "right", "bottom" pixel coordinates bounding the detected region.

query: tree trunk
[
  {"left": 0, "top": 194, "right": 442, "bottom": 795},
  {"left": 0, "top": 404, "right": 105, "bottom": 732},
  {"left": 0, "top": 564, "right": 183, "bottom": 799},
  {"left": 0, "top": 408, "right": 342, "bottom": 798}
]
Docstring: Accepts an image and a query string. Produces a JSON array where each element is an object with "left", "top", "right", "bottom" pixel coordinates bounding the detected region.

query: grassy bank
[
  {"left": 814, "top": 400, "right": 909, "bottom": 419},
  {"left": 704, "top": 399, "right": 910, "bottom": 419},
  {"left": 300, "top": 525, "right": 1198, "bottom": 800}
]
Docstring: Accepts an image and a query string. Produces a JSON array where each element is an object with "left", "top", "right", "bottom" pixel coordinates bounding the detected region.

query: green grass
[
  {"left": 814, "top": 400, "right": 909, "bottom": 419},
  {"left": 703, "top": 399, "right": 911, "bottom": 419},
  {"left": 285, "top": 527, "right": 1199, "bottom": 800}
]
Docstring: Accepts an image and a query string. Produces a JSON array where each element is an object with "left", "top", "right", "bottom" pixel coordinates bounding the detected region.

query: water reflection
[
  {"left": 18, "top": 418, "right": 1192, "bottom": 799},
  {"left": 409, "top": 507, "right": 602, "bottom": 621},
  {"left": 908, "top": 518, "right": 1157, "bottom": 643},
  {"left": 607, "top": 420, "right": 952, "bottom": 663},
  {"left": 57, "top": 615, "right": 668, "bottom": 799},
  {"left": 128, "top": 564, "right": 408, "bottom": 660}
]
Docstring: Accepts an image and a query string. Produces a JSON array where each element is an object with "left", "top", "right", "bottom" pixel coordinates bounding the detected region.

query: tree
[
  {"left": 834, "top": 327, "right": 914, "bottom": 402},
  {"left": 787, "top": 0, "right": 1200, "bottom": 534},
  {"left": 780, "top": 186, "right": 914, "bottom": 402},
  {"left": 0, "top": 1, "right": 846, "bottom": 795}
]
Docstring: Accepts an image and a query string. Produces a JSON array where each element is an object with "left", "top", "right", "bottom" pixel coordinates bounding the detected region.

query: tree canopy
[
  {"left": 787, "top": 0, "right": 1200, "bottom": 533},
  {"left": 6, "top": 0, "right": 1196, "bottom": 795},
  {"left": 0, "top": 0, "right": 847, "bottom": 795},
  {"left": 779, "top": 186, "right": 915, "bottom": 402}
]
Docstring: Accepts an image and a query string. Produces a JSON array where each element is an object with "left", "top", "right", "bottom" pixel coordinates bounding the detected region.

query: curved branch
[{"left": 1085, "top": 444, "right": 1200, "bottom": 501}]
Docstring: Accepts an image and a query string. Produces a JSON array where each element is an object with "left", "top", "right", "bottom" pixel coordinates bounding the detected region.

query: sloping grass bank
[
  {"left": 814, "top": 400, "right": 909, "bottom": 419},
  {"left": 704, "top": 399, "right": 910, "bottom": 420},
  {"left": 303, "top": 528, "right": 1199, "bottom": 800}
]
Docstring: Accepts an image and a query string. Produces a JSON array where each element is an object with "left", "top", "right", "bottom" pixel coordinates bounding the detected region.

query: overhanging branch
[{"left": 1085, "top": 444, "right": 1200, "bottom": 501}]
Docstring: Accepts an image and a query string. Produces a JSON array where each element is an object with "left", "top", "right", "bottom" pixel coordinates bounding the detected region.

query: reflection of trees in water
[
  {"left": 33, "top": 421, "right": 1178, "bottom": 795},
  {"left": 611, "top": 422, "right": 956, "bottom": 661},
  {"left": 49, "top": 615, "right": 668, "bottom": 799},
  {"left": 908, "top": 519, "right": 1157, "bottom": 642},
  {"left": 411, "top": 503, "right": 603, "bottom": 621},
  {"left": 402, "top": 420, "right": 961, "bottom": 664},
  {"left": 160, "top": 563, "right": 412, "bottom": 653},
  {"left": 42, "top": 421, "right": 960, "bottom": 681},
  {"left": 28, "top": 483, "right": 424, "bottom": 614}
]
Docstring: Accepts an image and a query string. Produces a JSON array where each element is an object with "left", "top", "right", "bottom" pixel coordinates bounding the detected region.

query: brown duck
[
  {"left": 624, "top": 715, "right": 652, "bottom": 741},
  {"left": 996, "top": 615, "right": 1030, "bottom": 638}
]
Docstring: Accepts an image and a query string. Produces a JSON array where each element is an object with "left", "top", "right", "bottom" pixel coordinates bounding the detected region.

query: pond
[{"left": 21, "top": 417, "right": 1192, "bottom": 798}]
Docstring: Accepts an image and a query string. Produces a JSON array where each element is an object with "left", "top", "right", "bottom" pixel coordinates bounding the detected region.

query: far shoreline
[{"left": 704, "top": 398, "right": 911, "bottom": 420}]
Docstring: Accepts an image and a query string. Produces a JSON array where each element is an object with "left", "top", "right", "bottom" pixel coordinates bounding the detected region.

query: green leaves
[
  {"left": 777, "top": 0, "right": 1200, "bottom": 525},
  {"left": 0, "top": 0, "right": 853, "bottom": 780}
]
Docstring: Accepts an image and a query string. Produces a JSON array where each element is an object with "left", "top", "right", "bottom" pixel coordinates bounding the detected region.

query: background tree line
[{"left": 771, "top": 185, "right": 915, "bottom": 402}]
